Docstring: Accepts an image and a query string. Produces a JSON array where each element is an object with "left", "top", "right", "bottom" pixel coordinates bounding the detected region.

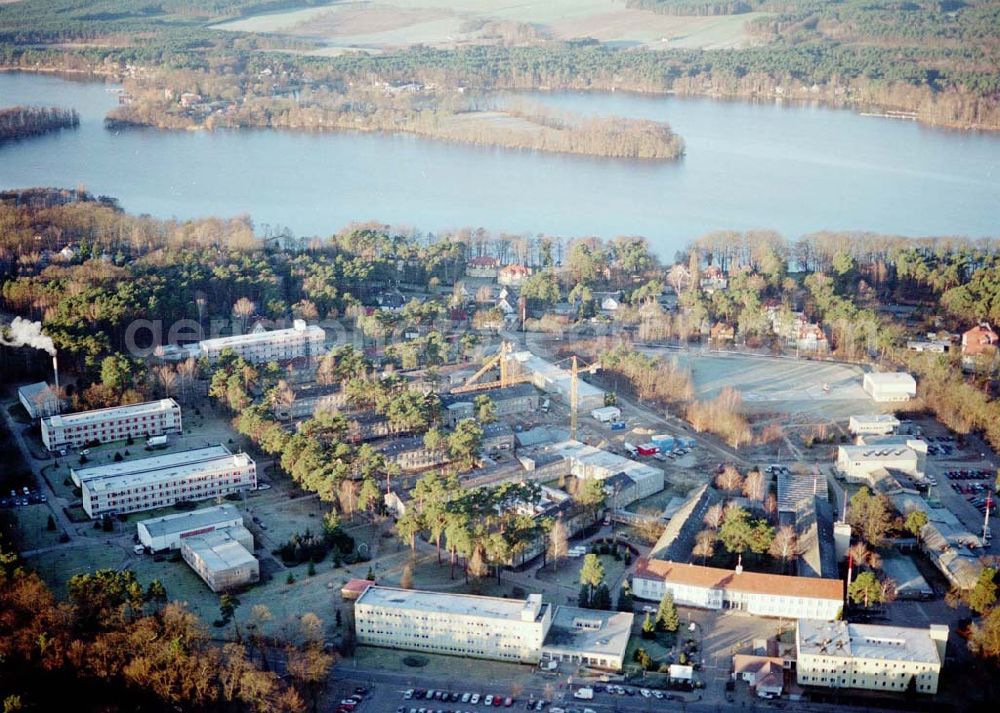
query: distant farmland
[{"left": 213, "top": 0, "right": 765, "bottom": 53}]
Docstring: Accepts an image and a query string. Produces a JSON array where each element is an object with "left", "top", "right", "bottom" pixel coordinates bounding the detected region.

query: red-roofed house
[
  {"left": 962, "top": 322, "right": 999, "bottom": 371},
  {"left": 341, "top": 578, "right": 375, "bottom": 601},
  {"left": 796, "top": 323, "right": 829, "bottom": 353},
  {"left": 962, "top": 323, "right": 998, "bottom": 357},
  {"left": 733, "top": 654, "right": 785, "bottom": 698},
  {"left": 467, "top": 256, "right": 499, "bottom": 278},
  {"left": 498, "top": 264, "right": 532, "bottom": 286},
  {"left": 633, "top": 558, "right": 843, "bottom": 619}
]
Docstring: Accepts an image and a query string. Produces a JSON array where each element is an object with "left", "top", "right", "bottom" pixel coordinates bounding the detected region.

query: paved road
[
  {"left": 0, "top": 401, "right": 75, "bottom": 541},
  {"left": 327, "top": 664, "right": 928, "bottom": 713}
]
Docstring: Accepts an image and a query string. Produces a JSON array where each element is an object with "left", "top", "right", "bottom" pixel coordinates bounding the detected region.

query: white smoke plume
[{"left": 0, "top": 317, "right": 56, "bottom": 356}]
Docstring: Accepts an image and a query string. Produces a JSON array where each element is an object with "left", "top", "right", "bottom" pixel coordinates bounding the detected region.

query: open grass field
[
  {"left": 214, "top": 0, "right": 764, "bottom": 52},
  {"left": 651, "top": 351, "right": 878, "bottom": 419}
]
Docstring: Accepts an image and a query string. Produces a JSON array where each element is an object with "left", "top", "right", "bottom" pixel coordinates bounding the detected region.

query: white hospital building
[
  {"left": 41, "top": 398, "right": 181, "bottom": 451},
  {"left": 197, "top": 319, "right": 325, "bottom": 364},
  {"left": 796, "top": 619, "right": 947, "bottom": 695},
  {"left": 137, "top": 503, "right": 244, "bottom": 552},
  {"left": 78, "top": 445, "right": 256, "bottom": 518},
  {"left": 355, "top": 586, "right": 553, "bottom": 664}
]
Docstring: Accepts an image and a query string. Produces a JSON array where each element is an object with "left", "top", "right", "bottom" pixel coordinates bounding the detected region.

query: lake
[{"left": 1, "top": 71, "right": 998, "bottom": 256}]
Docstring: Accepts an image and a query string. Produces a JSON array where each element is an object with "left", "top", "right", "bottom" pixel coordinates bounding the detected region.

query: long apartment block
[
  {"left": 198, "top": 319, "right": 325, "bottom": 364},
  {"left": 41, "top": 398, "right": 181, "bottom": 451},
  {"left": 79, "top": 445, "right": 256, "bottom": 518}
]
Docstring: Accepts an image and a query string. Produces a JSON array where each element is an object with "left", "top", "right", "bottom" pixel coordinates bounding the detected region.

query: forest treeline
[
  {"left": 0, "top": 106, "right": 78, "bottom": 141},
  {"left": 105, "top": 77, "right": 684, "bottom": 160},
  {"left": 0, "top": 543, "right": 329, "bottom": 712},
  {"left": 0, "top": 0, "right": 998, "bottom": 130},
  {"left": 626, "top": 0, "right": 760, "bottom": 15}
]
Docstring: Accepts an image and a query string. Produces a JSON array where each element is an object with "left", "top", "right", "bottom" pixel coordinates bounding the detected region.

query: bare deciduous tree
[
  {"left": 704, "top": 503, "right": 725, "bottom": 530},
  {"left": 548, "top": 519, "right": 568, "bottom": 571},
  {"left": 715, "top": 465, "right": 743, "bottom": 493},
  {"left": 769, "top": 525, "right": 798, "bottom": 572},
  {"left": 743, "top": 469, "right": 766, "bottom": 502},
  {"left": 232, "top": 297, "right": 256, "bottom": 332},
  {"left": 693, "top": 529, "right": 716, "bottom": 564}
]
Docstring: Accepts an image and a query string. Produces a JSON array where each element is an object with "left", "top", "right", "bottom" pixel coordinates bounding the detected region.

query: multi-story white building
[
  {"left": 796, "top": 619, "right": 947, "bottom": 695},
  {"left": 633, "top": 559, "right": 843, "bottom": 620},
  {"left": 197, "top": 319, "right": 325, "bottom": 364},
  {"left": 41, "top": 398, "right": 181, "bottom": 451},
  {"left": 136, "top": 503, "right": 244, "bottom": 551},
  {"left": 863, "top": 372, "right": 916, "bottom": 402},
  {"left": 355, "top": 586, "right": 553, "bottom": 664},
  {"left": 181, "top": 525, "right": 259, "bottom": 592},
  {"left": 79, "top": 445, "right": 256, "bottom": 518},
  {"left": 848, "top": 415, "right": 901, "bottom": 437}
]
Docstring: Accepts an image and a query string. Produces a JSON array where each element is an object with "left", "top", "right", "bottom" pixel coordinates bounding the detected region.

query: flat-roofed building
[
  {"left": 796, "top": 619, "right": 947, "bottom": 695},
  {"left": 511, "top": 351, "right": 605, "bottom": 411},
  {"left": 633, "top": 559, "right": 843, "bottom": 620},
  {"left": 137, "top": 503, "right": 243, "bottom": 552},
  {"left": 354, "top": 586, "right": 552, "bottom": 663},
  {"left": 80, "top": 446, "right": 255, "bottom": 519},
  {"left": 848, "top": 415, "right": 900, "bottom": 436},
  {"left": 198, "top": 319, "right": 324, "bottom": 364},
  {"left": 41, "top": 398, "right": 181, "bottom": 451},
  {"left": 18, "top": 382, "right": 60, "bottom": 420},
  {"left": 181, "top": 525, "right": 258, "bottom": 592},
  {"left": 72, "top": 445, "right": 230, "bottom": 487},
  {"left": 863, "top": 372, "right": 916, "bottom": 402},
  {"left": 837, "top": 444, "right": 922, "bottom": 482},
  {"left": 441, "top": 383, "right": 539, "bottom": 427},
  {"left": 544, "top": 440, "right": 664, "bottom": 505},
  {"left": 540, "top": 606, "right": 634, "bottom": 672}
]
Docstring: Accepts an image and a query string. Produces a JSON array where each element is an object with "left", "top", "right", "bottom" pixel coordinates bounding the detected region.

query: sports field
[{"left": 214, "top": 0, "right": 764, "bottom": 52}]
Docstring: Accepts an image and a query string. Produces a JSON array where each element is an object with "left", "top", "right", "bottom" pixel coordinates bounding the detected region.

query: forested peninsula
[
  {"left": 0, "top": 106, "right": 79, "bottom": 142},
  {"left": 106, "top": 81, "right": 685, "bottom": 160}
]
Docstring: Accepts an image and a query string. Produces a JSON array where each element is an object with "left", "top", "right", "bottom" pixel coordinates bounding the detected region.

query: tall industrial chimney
[{"left": 52, "top": 355, "right": 60, "bottom": 391}]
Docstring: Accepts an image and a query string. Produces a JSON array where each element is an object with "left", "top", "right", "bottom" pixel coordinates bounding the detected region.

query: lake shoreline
[
  {"left": 1, "top": 71, "right": 996, "bottom": 249},
  {"left": 2, "top": 63, "right": 996, "bottom": 134}
]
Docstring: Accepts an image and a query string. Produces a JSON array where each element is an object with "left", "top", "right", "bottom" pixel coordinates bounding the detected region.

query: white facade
[
  {"left": 198, "top": 319, "right": 325, "bottom": 364},
  {"left": 633, "top": 560, "right": 843, "bottom": 620},
  {"left": 796, "top": 620, "right": 946, "bottom": 695},
  {"left": 541, "top": 606, "right": 634, "bottom": 672},
  {"left": 181, "top": 525, "right": 258, "bottom": 592},
  {"left": 137, "top": 503, "right": 243, "bottom": 551},
  {"left": 355, "top": 586, "right": 552, "bottom": 664},
  {"left": 80, "top": 446, "right": 255, "bottom": 518},
  {"left": 41, "top": 398, "right": 181, "bottom": 451},
  {"left": 591, "top": 406, "right": 621, "bottom": 423},
  {"left": 18, "top": 382, "right": 60, "bottom": 419},
  {"left": 848, "top": 415, "right": 900, "bottom": 436},
  {"left": 836, "top": 445, "right": 922, "bottom": 481},
  {"left": 863, "top": 372, "right": 916, "bottom": 402}
]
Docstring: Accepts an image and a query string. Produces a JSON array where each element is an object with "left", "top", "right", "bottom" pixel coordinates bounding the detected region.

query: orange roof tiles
[{"left": 634, "top": 558, "right": 843, "bottom": 601}]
